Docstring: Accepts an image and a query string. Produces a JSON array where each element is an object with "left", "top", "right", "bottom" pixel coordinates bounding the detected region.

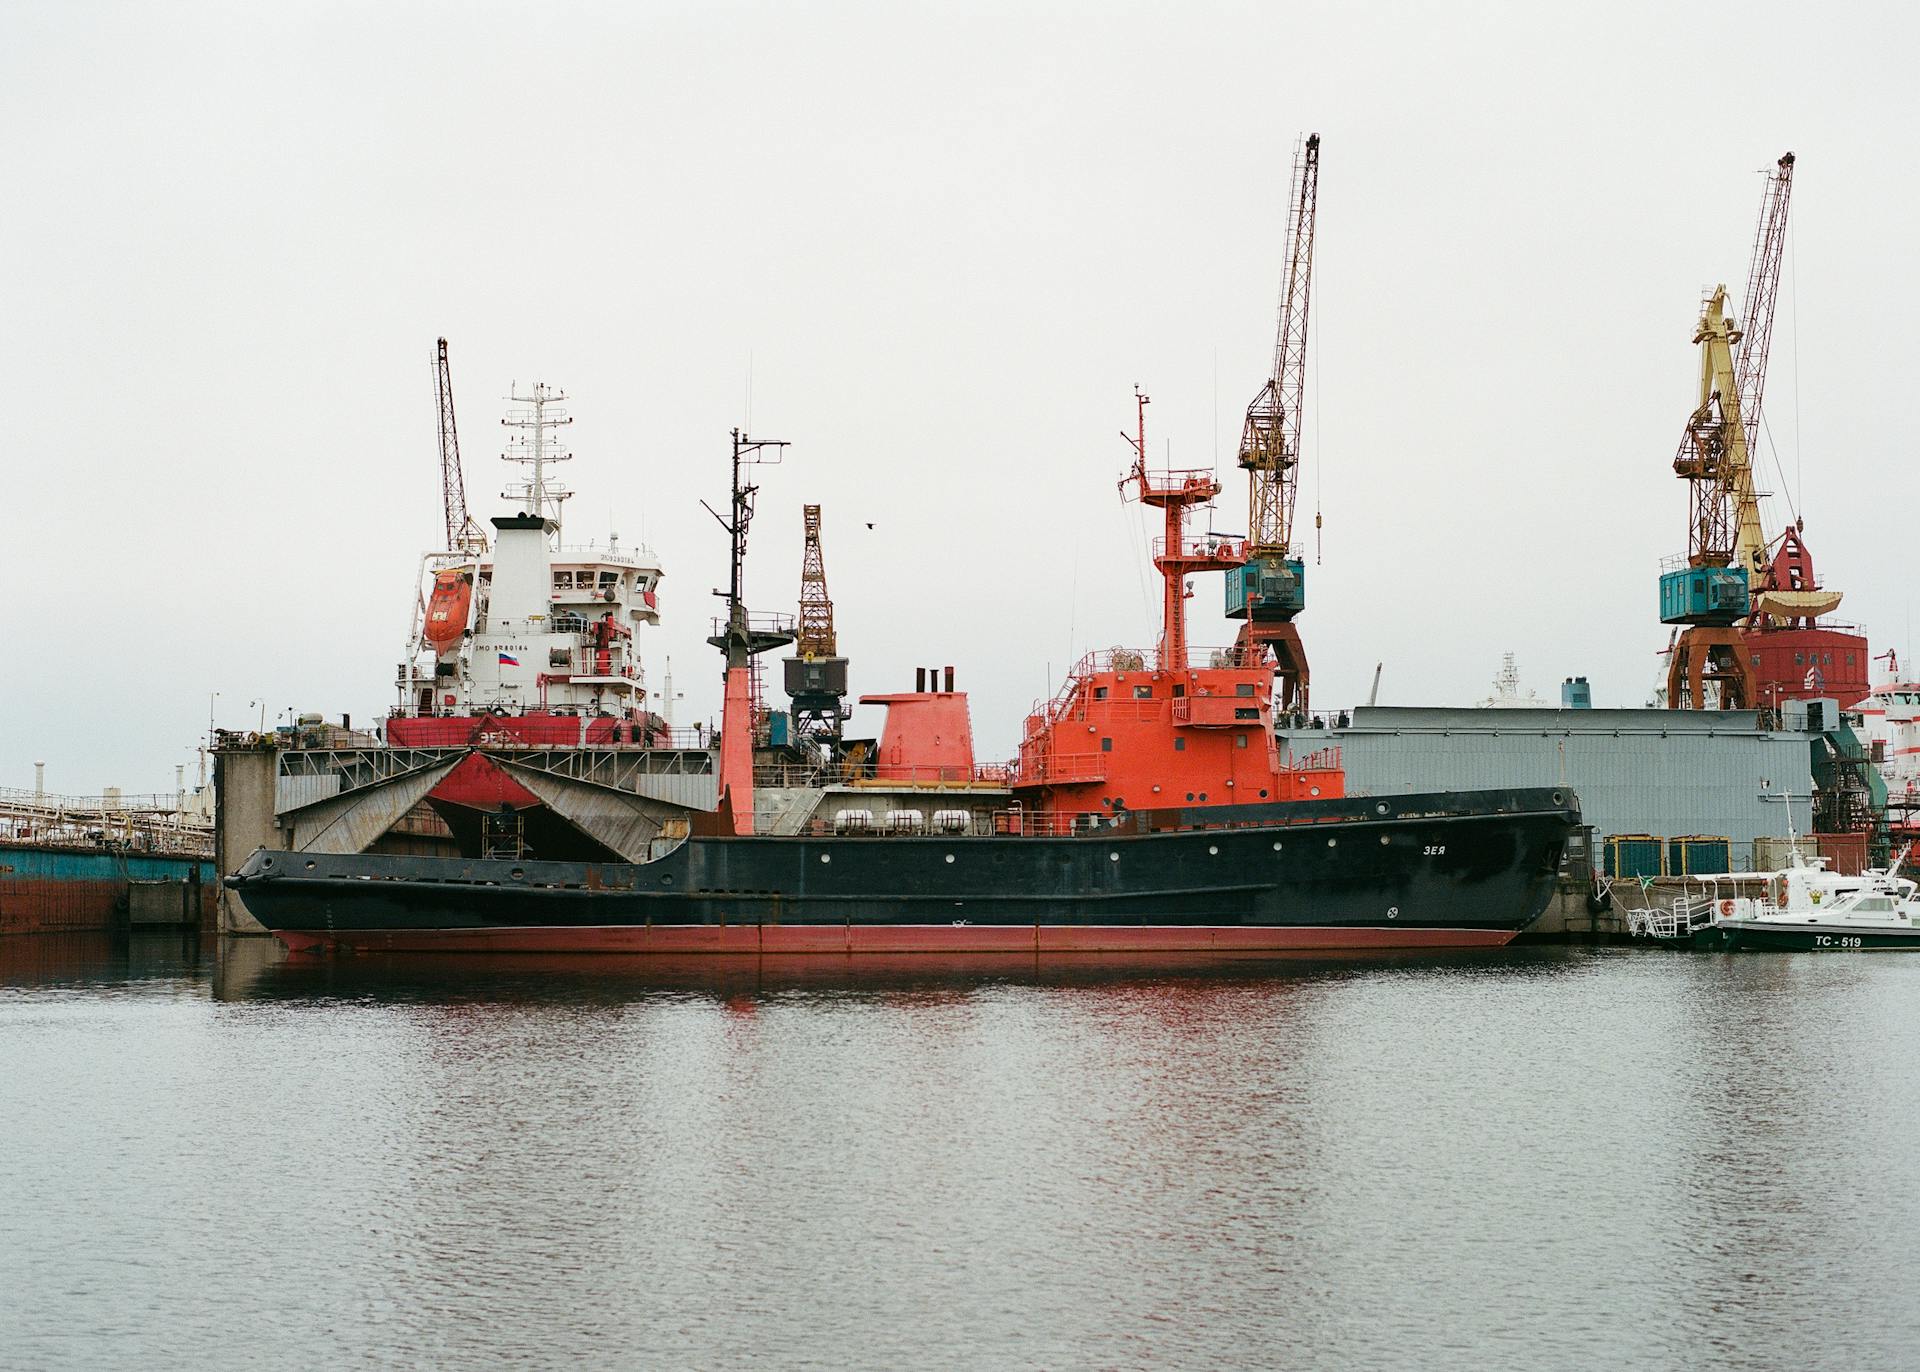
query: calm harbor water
[{"left": 3, "top": 933, "right": 1917, "bottom": 1370}]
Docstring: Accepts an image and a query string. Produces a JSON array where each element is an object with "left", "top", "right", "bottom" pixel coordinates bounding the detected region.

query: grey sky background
[{"left": 4, "top": 1, "right": 1915, "bottom": 794}]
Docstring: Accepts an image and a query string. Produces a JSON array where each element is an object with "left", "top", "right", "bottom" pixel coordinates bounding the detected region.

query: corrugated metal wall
[{"left": 1281, "top": 707, "right": 1813, "bottom": 870}]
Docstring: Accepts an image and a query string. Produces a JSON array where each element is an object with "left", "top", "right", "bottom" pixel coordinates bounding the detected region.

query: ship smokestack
[
  {"left": 916, "top": 668, "right": 927, "bottom": 692},
  {"left": 33, "top": 761, "right": 44, "bottom": 798},
  {"left": 944, "top": 666, "right": 955, "bottom": 693}
]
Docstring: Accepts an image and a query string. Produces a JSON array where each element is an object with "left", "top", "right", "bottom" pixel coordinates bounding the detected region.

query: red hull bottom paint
[{"left": 273, "top": 924, "right": 1519, "bottom": 956}]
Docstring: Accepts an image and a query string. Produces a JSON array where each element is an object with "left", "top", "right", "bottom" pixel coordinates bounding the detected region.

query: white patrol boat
[{"left": 1694, "top": 846, "right": 1920, "bottom": 951}]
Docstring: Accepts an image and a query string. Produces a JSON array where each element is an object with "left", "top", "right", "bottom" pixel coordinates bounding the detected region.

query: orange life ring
[{"left": 1719, "top": 899, "right": 1735, "bottom": 917}]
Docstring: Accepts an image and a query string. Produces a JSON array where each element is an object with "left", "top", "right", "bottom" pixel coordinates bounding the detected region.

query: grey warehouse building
[{"left": 1279, "top": 707, "right": 1814, "bottom": 871}]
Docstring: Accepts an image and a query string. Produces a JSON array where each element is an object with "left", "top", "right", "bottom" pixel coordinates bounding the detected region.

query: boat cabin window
[
  {"left": 553, "top": 571, "right": 574, "bottom": 589},
  {"left": 1100, "top": 737, "right": 1113, "bottom": 752},
  {"left": 1235, "top": 683, "right": 1255, "bottom": 698},
  {"left": 599, "top": 571, "right": 619, "bottom": 588},
  {"left": 1094, "top": 687, "right": 1108, "bottom": 700},
  {"left": 1235, "top": 733, "right": 1249, "bottom": 748},
  {"left": 1173, "top": 737, "right": 1186, "bottom": 751},
  {"left": 1133, "top": 685, "right": 1152, "bottom": 699},
  {"left": 1855, "top": 896, "right": 1895, "bottom": 912},
  {"left": 1172, "top": 684, "right": 1186, "bottom": 698}
]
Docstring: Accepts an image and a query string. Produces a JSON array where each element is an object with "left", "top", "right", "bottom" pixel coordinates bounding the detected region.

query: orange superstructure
[{"left": 1010, "top": 391, "right": 1343, "bottom": 821}]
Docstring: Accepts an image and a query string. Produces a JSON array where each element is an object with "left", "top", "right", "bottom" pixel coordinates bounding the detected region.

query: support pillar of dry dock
[{"left": 213, "top": 745, "right": 279, "bottom": 936}]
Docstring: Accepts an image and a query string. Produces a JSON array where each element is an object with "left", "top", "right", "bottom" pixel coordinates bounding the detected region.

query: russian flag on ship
[{"left": 498, "top": 652, "right": 520, "bottom": 666}]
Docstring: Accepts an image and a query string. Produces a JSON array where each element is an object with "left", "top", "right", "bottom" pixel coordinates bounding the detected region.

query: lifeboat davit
[{"left": 424, "top": 570, "right": 473, "bottom": 652}]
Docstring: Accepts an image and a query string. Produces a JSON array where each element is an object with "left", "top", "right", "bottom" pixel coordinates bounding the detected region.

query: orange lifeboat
[{"left": 424, "top": 570, "right": 473, "bottom": 652}]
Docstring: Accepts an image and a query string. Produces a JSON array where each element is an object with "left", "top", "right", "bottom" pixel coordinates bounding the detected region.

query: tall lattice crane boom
[
  {"left": 434, "top": 338, "right": 487, "bottom": 554},
  {"left": 1735, "top": 152, "right": 1794, "bottom": 493},
  {"left": 796, "top": 503, "right": 835, "bottom": 657},
  {"left": 1225, "top": 133, "right": 1320, "bottom": 717},
  {"left": 1240, "top": 133, "right": 1321, "bottom": 562}
]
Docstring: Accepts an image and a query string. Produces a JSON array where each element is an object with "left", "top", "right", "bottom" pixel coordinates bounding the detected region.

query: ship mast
[
  {"left": 1122, "top": 387, "right": 1240, "bottom": 673},
  {"left": 703, "top": 429, "right": 797, "bottom": 833},
  {"left": 500, "top": 382, "right": 573, "bottom": 543}
]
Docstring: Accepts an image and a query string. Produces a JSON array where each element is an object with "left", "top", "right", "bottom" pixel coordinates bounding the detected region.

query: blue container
[
  {"left": 1225, "top": 556, "right": 1305, "bottom": 619},
  {"left": 1659, "top": 566, "right": 1748, "bottom": 625},
  {"left": 1667, "top": 836, "right": 1731, "bottom": 875},
  {"left": 1603, "top": 835, "right": 1664, "bottom": 879}
]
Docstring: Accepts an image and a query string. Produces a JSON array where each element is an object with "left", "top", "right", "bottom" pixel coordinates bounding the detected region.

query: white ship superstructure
[{"left": 396, "top": 379, "right": 665, "bottom": 732}]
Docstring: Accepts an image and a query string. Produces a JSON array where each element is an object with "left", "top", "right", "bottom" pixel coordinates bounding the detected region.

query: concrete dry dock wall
[{"left": 214, "top": 749, "right": 277, "bottom": 936}]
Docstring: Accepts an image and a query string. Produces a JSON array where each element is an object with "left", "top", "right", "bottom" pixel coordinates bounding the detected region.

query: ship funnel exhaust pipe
[
  {"left": 944, "top": 666, "right": 955, "bottom": 693},
  {"left": 916, "top": 667, "right": 927, "bottom": 692}
]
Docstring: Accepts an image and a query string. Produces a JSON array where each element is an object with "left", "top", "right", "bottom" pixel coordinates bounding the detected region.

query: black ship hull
[{"left": 227, "top": 787, "right": 1578, "bottom": 954}]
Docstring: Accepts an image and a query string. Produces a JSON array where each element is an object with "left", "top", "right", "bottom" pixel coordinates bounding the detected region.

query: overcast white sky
[{"left": 4, "top": 1, "right": 1916, "bottom": 794}]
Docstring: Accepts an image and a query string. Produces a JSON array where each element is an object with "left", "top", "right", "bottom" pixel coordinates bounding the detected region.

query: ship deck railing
[
  {"left": 1025, "top": 645, "right": 1273, "bottom": 730},
  {"left": 1627, "top": 895, "right": 1723, "bottom": 941}
]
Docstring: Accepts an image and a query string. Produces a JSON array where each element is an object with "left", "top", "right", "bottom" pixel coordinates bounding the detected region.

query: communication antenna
[{"left": 501, "top": 381, "right": 574, "bottom": 542}]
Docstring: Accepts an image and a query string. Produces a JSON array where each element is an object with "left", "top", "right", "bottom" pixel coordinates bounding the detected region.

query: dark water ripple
[{"left": 2, "top": 934, "right": 1916, "bottom": 1370}]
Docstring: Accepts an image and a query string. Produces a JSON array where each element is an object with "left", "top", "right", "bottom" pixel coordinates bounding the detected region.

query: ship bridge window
[
  {"left": 1173, "top": 684, "right": 1186, "bottom": 698},
  {"left": 1235, "top": 683, "right": 1255, "bottom": 697},
  {"left": 599, "top": 572, "right": 619, "bottom": 588},
  {"left": 1094, "top": 687, "right": 1108, "bottom": 700},
  {"left": 1234, "top": 707, "right": 1259, "bottom": 720},
  {"left": 553, "top": 571, "right": 575, "bottom": 589},
  {"left": 1133, "top": 685, "right": 1152, "bottom": 699},
  {"left": 1856, "top": 896, "right": 1895, "bottom": 912}
]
